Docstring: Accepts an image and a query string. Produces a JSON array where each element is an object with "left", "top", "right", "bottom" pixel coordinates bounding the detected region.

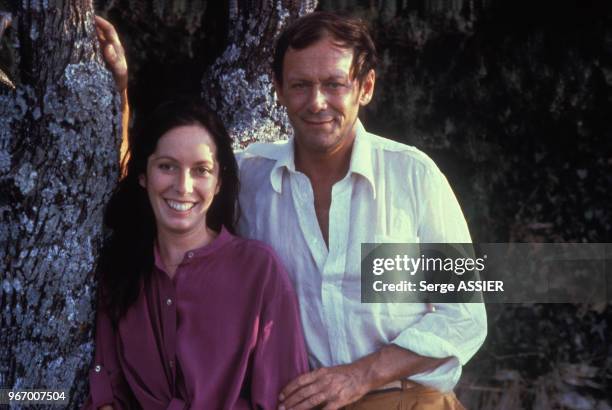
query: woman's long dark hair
[{"left": 98, "top": 99, "right": 240, "bottom": 322}]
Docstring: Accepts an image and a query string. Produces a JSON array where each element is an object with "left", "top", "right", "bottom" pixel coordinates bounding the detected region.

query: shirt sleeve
[
  {"left": 81, "top": 303, "right": 134, "bottom": 410},
  {"left": 390, "top": 167, "right": 487, "bottom": 392},
  {"left": 235, "top": 153, "right": 257, "bottom": 240},
  {"left": 250, "top": 257, "right": 309, "bottom": 409}
]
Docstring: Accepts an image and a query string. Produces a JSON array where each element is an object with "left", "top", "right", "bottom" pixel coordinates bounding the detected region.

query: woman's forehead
[{"left": 153, "top": 125, "right": 217, "bottom": 159}]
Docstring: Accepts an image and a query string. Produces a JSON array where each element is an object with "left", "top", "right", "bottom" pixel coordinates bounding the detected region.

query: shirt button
[
  {"left": 95, "top": 365, "right": 101, "bottom": 373},
  {"left": 166, "top": 298, "right": 173, "bottom": 306},
  {"left": 169, "top": 360, "right": 174, "bottom": 368},
  {"left": 187, "top": 252, "right": 194, "bottom": 258}
]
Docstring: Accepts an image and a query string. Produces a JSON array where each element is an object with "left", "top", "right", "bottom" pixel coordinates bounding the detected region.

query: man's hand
[
  {"left": 95, "top": 15, "right": 127, "bottom": 93},
  {"left": 278, "top": 363, "right": 370, "bottom": 410},
  {"left": 278, "top": 344, "right": 450, "bottom": 410}
]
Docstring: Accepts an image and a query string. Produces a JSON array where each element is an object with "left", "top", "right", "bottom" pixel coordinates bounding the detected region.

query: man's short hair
[{"left": 272, "top": 11, "right": 377, "bottom": 85}]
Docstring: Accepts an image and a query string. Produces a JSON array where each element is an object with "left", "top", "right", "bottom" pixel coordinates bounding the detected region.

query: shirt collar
[
  {"left": 154, "top": 225, "right": 234, "bottom": 272},
  {"left": 268, "top": 138, "right": 296, "bottom": 194},
  {"left": 349, "top": 120, "right": 376, "bottom": 198},
  {"left": 267, "top": 120, "right": 376, "bottom": 197}
]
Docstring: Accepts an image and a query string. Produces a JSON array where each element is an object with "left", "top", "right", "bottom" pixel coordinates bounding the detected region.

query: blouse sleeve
[
  {"left": 82, "top": 303, "right": 134, "bottom": 410},
  {"left": 250, "top": 257, "right": 309, "bottom": 409}
]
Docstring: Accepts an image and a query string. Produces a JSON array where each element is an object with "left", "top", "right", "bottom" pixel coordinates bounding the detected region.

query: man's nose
[
  {"left": 307, "top": 85, "right": 328, "bottom": 113},
  {"left": 175, "top": 170, "right": 194, "bottom": 194}
]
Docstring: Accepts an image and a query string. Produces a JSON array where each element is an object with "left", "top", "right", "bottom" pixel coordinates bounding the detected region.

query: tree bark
[
  {"left": 0, "top": 0, "right": 121, "bottom": 407},
  {"left": 202, "top": 0, "right": 317, "bottom": 148}
]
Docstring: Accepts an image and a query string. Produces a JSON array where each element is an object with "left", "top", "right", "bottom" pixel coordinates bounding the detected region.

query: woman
[{"left": 84, "top": 100, "right": 308, "bottom": 409}]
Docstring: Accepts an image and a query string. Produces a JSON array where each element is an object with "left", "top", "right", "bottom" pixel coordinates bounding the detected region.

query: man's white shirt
[{"left": 236, "top": 120, "right": 487, "bottom": 392}]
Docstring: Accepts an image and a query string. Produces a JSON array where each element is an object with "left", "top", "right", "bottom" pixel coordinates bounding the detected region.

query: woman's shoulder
[
  {"left": 226, "top": 233, "right": 281, "bottom": 264},
  {"left": 223, "top": 233, "right": 292, "bottom": 285}
]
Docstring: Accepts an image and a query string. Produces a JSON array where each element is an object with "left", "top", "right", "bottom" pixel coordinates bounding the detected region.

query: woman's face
[{"left": 139, "top": 124, "right": 221, "bottom": 238}]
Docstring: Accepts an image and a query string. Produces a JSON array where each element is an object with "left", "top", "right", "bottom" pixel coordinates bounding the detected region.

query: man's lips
[{"left": 302, "top": 118, "right": 334, "bottom": 125}]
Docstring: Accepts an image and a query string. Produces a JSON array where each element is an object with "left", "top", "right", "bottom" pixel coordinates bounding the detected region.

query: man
[
  {"left": 237, "top": 12, "right": 486, "bottom": 410},
  {"left": 99, "top": 11, "right": 486, "bottom": 410}
]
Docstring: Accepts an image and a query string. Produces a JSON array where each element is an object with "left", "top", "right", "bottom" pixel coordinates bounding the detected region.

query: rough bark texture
[
  {"left": 201, "top": 0, "right": 317, "bottom": 148},
  {"left": 0, "top": 0, "right": 121, "bottom": 407}
]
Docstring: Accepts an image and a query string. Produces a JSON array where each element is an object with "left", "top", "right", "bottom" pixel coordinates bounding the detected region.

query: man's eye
[{"left": 326, "top": 82, "right": 344, "bottom": 89}]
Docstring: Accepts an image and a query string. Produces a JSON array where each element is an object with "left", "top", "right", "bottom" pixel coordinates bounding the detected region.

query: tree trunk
[
  {"left": 202, "top": 0, "right": 317, "bottom": 148},
  {"left": 0, "top": 0, "right": 121, "bottom": 407}
]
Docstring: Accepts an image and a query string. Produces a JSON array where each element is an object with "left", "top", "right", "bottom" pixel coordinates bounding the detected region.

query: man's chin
[{"left": 298, "top": 135, "right": 343, "bottom": 153}]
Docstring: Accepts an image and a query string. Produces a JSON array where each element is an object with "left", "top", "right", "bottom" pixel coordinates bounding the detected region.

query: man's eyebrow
[
  {"left": 286, "top": 74, "right": 349, "bottom": 82},
  {"left": 323, "top": 75, "right": 349, "bottom": 81},
  {"left": 286, "top": 75, "right": 311, "bottom": 82}
]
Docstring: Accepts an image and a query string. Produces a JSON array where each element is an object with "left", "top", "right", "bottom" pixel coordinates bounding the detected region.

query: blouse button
[
  {"left": 95, "top": 365, "right": 101, "bottom": 373},
  {"left": 166, "top": 298, "right": 173, "bottom": 306},
  {"left": 169, "top": 360, "right": 174, "bottom": 368},
  {"left": 187, "top": 252, "right": 194, "bottom": 258}
]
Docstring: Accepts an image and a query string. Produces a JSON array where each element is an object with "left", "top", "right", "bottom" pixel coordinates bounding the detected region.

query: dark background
[{"left": 81, "top": 0, "right": 612, "bottom": 407}]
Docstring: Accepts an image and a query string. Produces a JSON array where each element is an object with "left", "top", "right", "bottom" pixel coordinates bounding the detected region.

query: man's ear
[
  {"left": 273, "top": 79, "right": 286, "bottom": 106},
  {"left": 359, "top": 69, "right": 376, "bottom": 106},
  {"left": 138, "top": 174, "right": 146, "bottom": 188}
]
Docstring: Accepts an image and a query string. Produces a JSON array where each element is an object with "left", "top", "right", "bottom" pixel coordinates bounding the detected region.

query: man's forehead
[
  {"left": 286, "top": 35, "right": 354, "bottom": 58},
  {"left": 284, "top": 37, "right": 355, "bottom": 78}
]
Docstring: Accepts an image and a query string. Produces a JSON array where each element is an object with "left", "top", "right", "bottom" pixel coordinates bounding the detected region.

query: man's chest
[{"left": 248, "top": 175, "right": 419, "bottom": 284}]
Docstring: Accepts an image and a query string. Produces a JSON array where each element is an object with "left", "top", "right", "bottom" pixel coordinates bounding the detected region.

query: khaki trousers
[{"left": 343, "top": 381, "right": 466, "bottom": 410}]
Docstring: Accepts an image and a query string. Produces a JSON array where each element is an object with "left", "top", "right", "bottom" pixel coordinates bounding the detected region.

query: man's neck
[
  {"left": 294, "top": 128, "right": 357, "bottom": 247},
  {"left": 294, "top": 134, "right": 356, "bottom": 185}
]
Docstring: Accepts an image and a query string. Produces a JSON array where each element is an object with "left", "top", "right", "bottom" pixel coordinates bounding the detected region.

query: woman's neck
[{"left": 156, "top": 225, "right": 217, "bottom": 277}]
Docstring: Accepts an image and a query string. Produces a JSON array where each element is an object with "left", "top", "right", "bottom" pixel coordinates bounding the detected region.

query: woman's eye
[
  {"left": 158, "top": 163, "right": 174, "bottom": 171},
  {"left": 195, "top": 167, "right": 212, "bottom": 176}
]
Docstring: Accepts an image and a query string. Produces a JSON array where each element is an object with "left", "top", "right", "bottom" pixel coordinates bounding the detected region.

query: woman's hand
[
  {"left": 95, "top": 15, "right": 128, "bottom": 93},
  {"left": 95, "top": 15, "right": 130, "bottom": 171}
]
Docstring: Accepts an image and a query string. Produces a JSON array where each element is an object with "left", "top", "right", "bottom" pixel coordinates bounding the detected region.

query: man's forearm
[
  {"left": 352, "top": 343, "right": 450, "bottom": 391},
  {"left": 279, "top": 344, "right": 450, "bottom": 410}
]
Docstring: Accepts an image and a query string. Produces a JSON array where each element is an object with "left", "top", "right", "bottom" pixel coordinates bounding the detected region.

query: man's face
[{"left": 275, "top": 36, "right": 375, "bottom": 155}]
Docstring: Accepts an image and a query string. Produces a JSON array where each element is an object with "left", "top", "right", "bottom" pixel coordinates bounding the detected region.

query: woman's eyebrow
[
  {"left": 152, "top": 156, "right": 215, "bottom": 166},
  {"left": 151, "top": 155, "right": 178, "bottom": 161},
  {"left": 193, "top": 160, "right": 215, "bottom": 166}
]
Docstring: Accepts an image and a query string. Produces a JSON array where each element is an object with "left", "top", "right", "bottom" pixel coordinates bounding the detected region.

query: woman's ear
[
  {"left": 138, "top": 174, "right": 146, "bottom": 188},
  {"left": 215, "top": 179, "right": 221, "bottom": 195}
]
